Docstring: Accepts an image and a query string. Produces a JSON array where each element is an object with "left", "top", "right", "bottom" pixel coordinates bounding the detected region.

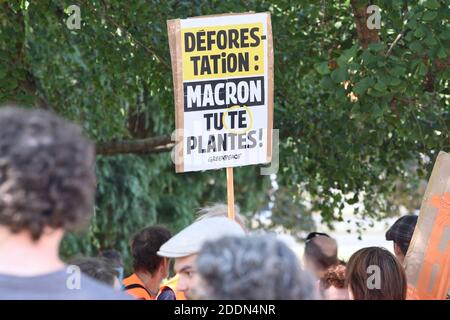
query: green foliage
[
  {"left": 274, "top": 0, "right": 449, "bottom": 230},
  {"left": 0, "top": 1, "right": 449, "bottom": 269}
]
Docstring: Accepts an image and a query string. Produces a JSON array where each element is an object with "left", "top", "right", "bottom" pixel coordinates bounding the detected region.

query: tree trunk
[{"left": 350, "top": 0, "right": 380, "bottom": 49}]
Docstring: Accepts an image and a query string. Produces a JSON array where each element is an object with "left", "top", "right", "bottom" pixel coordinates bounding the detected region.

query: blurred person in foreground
[
  {"left": 98, "top": 249, "right": 124, "bottom": 288},
  {"left": 69, "top": 256, "right": 121, "bottom": 290},
  {"left": 157, "top": 216, "right": 244, "bottom": 299},
  {"left": 346, "top": 247, "right": 407, "bottom": 300},
  {"left": 0, "top": 106, "right": 128, "bottom": 299},
  {"left": 192, "top": 235, "right": 318, "bottom": 300},
  {"left": 99, "top": 249, "right": 123, "bottom": 270}
]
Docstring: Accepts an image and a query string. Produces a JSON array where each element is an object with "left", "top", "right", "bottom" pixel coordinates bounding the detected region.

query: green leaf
[
  {"left": 414, "top": 26, "right": 425, "bottom": 38},
  {"left": 314, "top": 62, "right": 330, "bottom": 75},
  {"left": 411, "top": 59, "right": 422, "bottom": 69},
  {"left": 331, "top": 67, "right": 348, "bottom": 83},
  {"left": 407, "top": 18, "right": 418, "bottom": 29},
  {"left": 335, "top": 86, "right": 346, "bottom": 97},
  {"left": 437, "top": 46, "right": 447, "bottom": 59},
  {"left": 417, "top": 62, "right": 428, "bottom": 76},
  {"left": 368, "top": 43, "right": 385, "bottom": 53},
  {"left": 368, "top": 88, "right": 386, "bottom": 97},
  {"left": 353, "top": 77, "right": 375, "bottom": 95},
  {"left": 361, "top": 50, "right": 378, "bottom": 65},
  {"left": 439, "top": 29, "right": 450, "bottom": 40},
  {"left": 424, "top": 36, "right": 438, "bottom": 47},
  {"left": 372, "top": 104, "right": 385, "bottom": 118},
  {"left": 405, "top": 30, "right": 414, "bottom": 42},
  {"left": 388, "top": 66, "right": 406, "bottom": 77},
  {"left": 0, "top": 50, "right": 9, "bottom": 61},
  {"left": 374, "top": 80, "right": 387, "bottom": 92},
  {"left": 422, "top": 11, "right": 438, "bottom": 21},
  {"left": 409, "top": 41, "right": 423, "bottom": 52},
  {"left": 424, "top": 0, "right": 440, "bottom": 10},
  {"left": 0, "top": 65, "right": 6, "bottom": 79},
  {"left": 347, "top": 194, "right": 359, "bottom": 205},
  {"left": 389, "top": 77, "right": 401, "bottom": 86},
  {"left": 338, "top": 45, "right": 358, "bottom": 66},
  {"left": 2, "top": 78, "right": 17, "bottom": 91},
  {"left": 320, "top": 76, "right": 335, "bottom": 90},
  {"left": 15, "top": 92, "right": 36, "bottom": 106},
  {"left": 351, "top": 102, "right": 361, "bottom": 113}
]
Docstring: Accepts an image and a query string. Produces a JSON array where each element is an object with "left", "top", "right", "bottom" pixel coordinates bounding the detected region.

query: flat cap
[
  {"left": 157, "top": 217, "right": 245, "bottom": 258},
  {"left": 385, "top": 215, "right": 418, "bottom": 244}
]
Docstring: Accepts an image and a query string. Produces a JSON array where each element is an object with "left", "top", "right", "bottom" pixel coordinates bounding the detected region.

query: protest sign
[
  {"left": 404, "top": 151, "right": 450, "bottom": 300},
  {"left": 167, "top": 12, "right": 273, "bottom": 173}
]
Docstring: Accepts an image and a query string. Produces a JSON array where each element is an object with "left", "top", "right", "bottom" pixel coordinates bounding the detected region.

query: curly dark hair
[
  {"left": 131, "top": 226, "right": 172, "bottom": 274},
  {"left": 0, "top": 106, "right": 96, "bottom": 241}
]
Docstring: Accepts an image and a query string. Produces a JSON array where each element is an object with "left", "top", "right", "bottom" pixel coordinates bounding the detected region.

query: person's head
[
  {"left": 304, "top": 232, "right": 338, "bottom": 279},
  {"left": 69, "top": 256, "right": 119, "bottom": 289},
  {"left": 319, "top": 263, "right": 349, "bottom": 300},
  {"left": 131, "top": 226, "right": 172, "bottom": 282},
  {"left": 195, "top": 203, "right": 247, "bottom": 231},
  {"left": 157, "top": 217, "right": 245, "bottom": 299},
  {"left": 0, "top": 107, "right": 95, "bottom": 246},
  {"left": 194, "top": 235, "right": 317, "bottom": 300},
  {"left": 99, "top": 249, "right": 123, "bottom": 269},
  {"left": 98, "top": 249, "right": 124, "bottom": 286},
  {"left": 385, "top": 215, "right": 418, "bottom": 264},
  {"left": 346, "top": 247, "right": 407, "bottom": 300}
]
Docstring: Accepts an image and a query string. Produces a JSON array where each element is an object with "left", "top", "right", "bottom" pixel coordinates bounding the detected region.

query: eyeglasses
[
  {"left": 114, "top": 267, "right": 125, "bottom": 291},
  {"left": 305, "top": 232, "right": 330, "bottom": 243}
]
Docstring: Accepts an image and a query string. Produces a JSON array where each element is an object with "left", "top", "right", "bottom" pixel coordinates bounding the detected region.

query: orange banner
[{"left": 405, "top": 151, "right": 450, "bottom": 300}]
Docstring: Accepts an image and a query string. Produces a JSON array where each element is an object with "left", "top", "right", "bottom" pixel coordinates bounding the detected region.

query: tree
[{"left": 1, "top": 0, "right": 448, "bottom": 270}]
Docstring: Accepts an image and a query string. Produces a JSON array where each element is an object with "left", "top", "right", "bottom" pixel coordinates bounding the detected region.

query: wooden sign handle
[{"left": 226, "top": 167, "right": 235, "bottom": 220}]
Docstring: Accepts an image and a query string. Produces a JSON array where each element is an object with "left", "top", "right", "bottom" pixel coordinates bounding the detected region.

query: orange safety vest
[
  {"left": 123, "top": 273, "right": 175, "bottom": 300},
  {"left": 123, "top": 273, "right": 154, "bottom": 300}
]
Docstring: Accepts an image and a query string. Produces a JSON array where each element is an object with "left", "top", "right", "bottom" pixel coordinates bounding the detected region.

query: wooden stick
[{"left": 226, "top": 167, "right": 235, "bottom": 220}]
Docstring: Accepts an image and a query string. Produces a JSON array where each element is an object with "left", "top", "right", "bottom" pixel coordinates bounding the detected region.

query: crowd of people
[{"left": 0, "top": 106, "right": 420, "bottom": 300}]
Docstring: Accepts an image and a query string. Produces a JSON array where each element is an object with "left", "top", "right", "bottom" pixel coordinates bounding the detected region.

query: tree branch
[
  {"left": 386, "top": 32, "right": 404, "bottom": 56},
  {"left": 96, "top": 135, "right": 174, "bottom": 156}
]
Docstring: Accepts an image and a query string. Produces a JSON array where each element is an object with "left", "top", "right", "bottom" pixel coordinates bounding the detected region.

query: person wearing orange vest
[{"left": 123, "top": 226, "right": 175, "bottom": 300}]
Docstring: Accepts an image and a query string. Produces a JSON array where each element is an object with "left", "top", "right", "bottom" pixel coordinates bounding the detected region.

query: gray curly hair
[{"left": 196, "top": 235, "right": 317, "bottom": 300}]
